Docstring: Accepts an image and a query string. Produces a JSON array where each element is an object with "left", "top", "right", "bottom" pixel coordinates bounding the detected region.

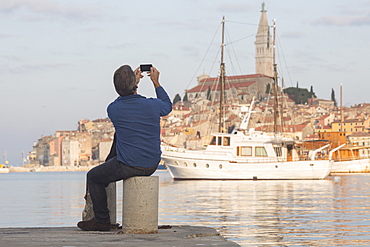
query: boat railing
[
  {"left": 333, "top": 156, "right": 370, "bottom": 162},
  {"left": 297, "top": 155, "right": 330, "bottom": 161}
]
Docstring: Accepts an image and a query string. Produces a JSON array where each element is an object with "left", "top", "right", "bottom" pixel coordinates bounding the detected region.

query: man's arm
[
  {"left": 150, "top": 67, "right": 172, "bottom": 116},
  {"left": 149, "top": 66, "right": 161, "bottom": 88}
]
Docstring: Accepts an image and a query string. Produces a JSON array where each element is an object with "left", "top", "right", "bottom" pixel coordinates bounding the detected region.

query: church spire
[{"left": 255, "top": 3, "right": 273, "bottom": 77}]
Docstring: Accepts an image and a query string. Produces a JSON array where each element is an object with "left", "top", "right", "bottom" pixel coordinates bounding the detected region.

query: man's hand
[
  {"left": 149, "top": 66, "right": 161, "bottom": 88},
  {"left": 134, "top": 67, "right": 144, "bottom": 84}
]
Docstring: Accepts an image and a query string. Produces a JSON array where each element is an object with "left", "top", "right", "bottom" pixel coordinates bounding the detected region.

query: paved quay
[{"left": 0, "top": 225, "right": 241, "bottom": 247}]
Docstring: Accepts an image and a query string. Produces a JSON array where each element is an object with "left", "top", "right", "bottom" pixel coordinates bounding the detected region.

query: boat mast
[
  {"left": 340, "top": 83, "right": 343, "bottom": 126},
  {"left": 219, "top": 16, "right": 226, "bottom": 133},
  {"left": 272, "top": 19, "right": 279, "bottom": 133}
]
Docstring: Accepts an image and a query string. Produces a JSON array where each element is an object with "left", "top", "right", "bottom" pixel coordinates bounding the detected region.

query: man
[{"left": 77, "top": 65, "right": 172, "bottom": 231}]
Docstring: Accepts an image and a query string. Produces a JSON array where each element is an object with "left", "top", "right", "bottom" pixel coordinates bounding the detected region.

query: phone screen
[{"left": 140, "top": 64, "right": 152, "bottom": 72}]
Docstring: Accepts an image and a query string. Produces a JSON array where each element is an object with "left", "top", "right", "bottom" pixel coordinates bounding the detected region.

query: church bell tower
[{"left": 255, "top": 3, "right": 273, "bottom": 77}]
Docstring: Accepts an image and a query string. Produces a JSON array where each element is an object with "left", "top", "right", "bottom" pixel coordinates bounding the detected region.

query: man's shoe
[{"left": 77, "top": 218, "right": 111, "bottom": 231}]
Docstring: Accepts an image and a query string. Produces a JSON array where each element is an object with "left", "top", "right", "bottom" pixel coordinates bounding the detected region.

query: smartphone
[{"left": 140, "top": 64, "right": 152, "bottom": 72}]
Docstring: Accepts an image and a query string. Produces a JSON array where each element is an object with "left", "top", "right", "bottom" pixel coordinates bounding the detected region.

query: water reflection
[
  {"left": 155, "top": 172, "right": 370, "bottom": 246},
  {"left": 1, "top": 171, "right": 370, "bottom": 246},
  {"left": 0, "top": 172, "right": 85, "bottom": 227}
]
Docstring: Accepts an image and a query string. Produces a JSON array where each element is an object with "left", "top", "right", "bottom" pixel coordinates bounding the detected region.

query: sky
[{"left": 1, "top": 0, "right": 370, "bottom": 165}]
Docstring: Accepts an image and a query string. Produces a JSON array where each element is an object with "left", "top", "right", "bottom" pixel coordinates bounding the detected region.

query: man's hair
[{"left": 113, "top": 65, "right": 137, "bottom": 96}]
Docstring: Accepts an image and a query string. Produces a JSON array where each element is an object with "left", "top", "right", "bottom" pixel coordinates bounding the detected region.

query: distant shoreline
[{"left": 8, "top": 165, "right": 96, "bottom": 173}]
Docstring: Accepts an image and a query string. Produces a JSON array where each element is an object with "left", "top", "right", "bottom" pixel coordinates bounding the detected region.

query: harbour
[
  {"left": 1, "top": 170, "right": 370, "bottom": 246},
  {"left": 1, "top": 1, "right": 370, "bottom": 246}
]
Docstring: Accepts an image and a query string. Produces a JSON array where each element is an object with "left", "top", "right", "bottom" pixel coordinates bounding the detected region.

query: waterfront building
[
  {"left": 331, "top": 118, "right": 370, "bottom": 135},
  {"left": 61, "top": 136, "right": 79, "bottom": 166},
  {"left": 96, "top": 138, "right": 113, "bottom": 162},
  {"left": 308, "top": 98, "right": 335, "bottom": 110}
]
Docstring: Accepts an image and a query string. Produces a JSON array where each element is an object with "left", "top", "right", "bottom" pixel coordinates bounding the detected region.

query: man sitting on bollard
[{"left": 77, "top": 64, "right": 172, "bottom": 231}]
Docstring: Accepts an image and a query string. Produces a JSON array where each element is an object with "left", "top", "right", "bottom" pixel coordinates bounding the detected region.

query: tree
[
  {"left": 284, "top": 86, "right": 316, "bottom": 105},
  {"left": 331, "top": 88, "right": 337, "bottom": 107},
  {"left": 173, "top": 93, "right": 181, "bottom": 105},
  {"left": 183, "top": 92, "right": 188, "bottom": 102}
]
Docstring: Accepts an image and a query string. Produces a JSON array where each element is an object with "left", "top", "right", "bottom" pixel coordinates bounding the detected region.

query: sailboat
[{"left": 161, "top": 18, "right": 333, "bottom": 180}]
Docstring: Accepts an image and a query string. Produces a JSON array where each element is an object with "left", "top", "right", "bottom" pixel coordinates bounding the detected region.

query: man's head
[{"left": 113, "top": 65, "right": 137, "bottom": 96}]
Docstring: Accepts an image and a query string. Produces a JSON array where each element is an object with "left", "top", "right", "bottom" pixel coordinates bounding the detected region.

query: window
[
  {"left": 210, "top": 136, "right": 216, "bottom": 145},
  {"left": 256, "top": 147, "right": 268, "bottom": 156},
  {"left": 218, "top": 137, "right": 222, "bottom": 145},
  {"left": 274, "top": 147, "right": 282, "bottom": 157},
  {"left": 223, "top": 137, "right": 230, "bottom": 146},
  {"left": 240, "top": 147, "right": 252, "bottom": 156}
]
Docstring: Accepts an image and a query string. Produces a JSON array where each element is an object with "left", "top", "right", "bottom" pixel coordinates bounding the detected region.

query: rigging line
[
  {"left": 225, "top": 28, "right": 243, "bottom": 76},
  {"left": 227, "top": 20, "right": 258, "bottom": 26},
  {"left": 206, "top": 60, "right": 224, "bottom": 135},
  {"left": 196, "top": 45, "right": 222, "bottom": 100},
  {"left": 226, "top": 32, "right": 241, "bottom": 74},
  {"left": 276, "top": 32, "right": 294, "bottom": 88},
  {"left": 182, "top": 22, "right": 222, "bottom": 97},
  {"left": 226, "top": 33, "right": 256, "bottom": 46}
]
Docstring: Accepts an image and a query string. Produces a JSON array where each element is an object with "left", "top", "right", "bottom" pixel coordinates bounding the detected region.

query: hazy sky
[{"left": 1, "top": 0, "right": 369, "bottom": 165}]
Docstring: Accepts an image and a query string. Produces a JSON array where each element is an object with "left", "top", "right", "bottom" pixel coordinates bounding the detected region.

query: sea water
[{"left": 1, "top": 170, "right": 370, "bottom": 246}]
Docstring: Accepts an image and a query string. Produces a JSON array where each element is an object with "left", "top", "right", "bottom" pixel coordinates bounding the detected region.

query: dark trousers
[{"left": 87, "top": 134, "right": 157, "bottom": 223}]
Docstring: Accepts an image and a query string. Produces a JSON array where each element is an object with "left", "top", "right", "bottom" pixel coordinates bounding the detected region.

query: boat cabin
[{"left": 206, "top": 132, "right": 300, "bottom": 162}]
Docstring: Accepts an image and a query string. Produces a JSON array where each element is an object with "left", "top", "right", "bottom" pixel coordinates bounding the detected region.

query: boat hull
[
  {"left": 162, "top": 154, "right": 332, "bottom": 180},
  {"left": 331, "top": 158, "right": 370, "bottom": 173},
  {"left": 0, "top": 168, "right": 10, "bottom": 173}
]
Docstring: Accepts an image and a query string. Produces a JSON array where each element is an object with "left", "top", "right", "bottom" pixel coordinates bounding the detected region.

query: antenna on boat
[
  {"left": 218, "top": 16, "right": 226, "bottom": 133},
  {"left": 239, "top": 97, "right": 256, "bottom": 131}
]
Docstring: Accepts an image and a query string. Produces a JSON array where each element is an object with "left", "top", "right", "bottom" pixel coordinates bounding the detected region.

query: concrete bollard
[
  {"left": 82, "top": 182, "right": 116, "bottom": 225},
  {"left": 122, "top": 176, "right": 159, "bottom": 234}
]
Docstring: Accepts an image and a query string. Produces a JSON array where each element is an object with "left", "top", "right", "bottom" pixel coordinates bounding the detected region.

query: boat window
[
  {"left": 223, "top": 137, "right": 230, "bottom": 146},
  {"left": 255, "top": 147, "right": 268, "bottom": 156},
  {"left": 274, "top": 147, "right": 282, "bottom": 157},
  {"left": 239, "top": 146, "right": 252, "bottom": 156},
  {"left": 210, "top": 136, "right": 216, "bottom": 145},
  {"left": 218, "top": 137, "right": 222, "bottom": 145}
]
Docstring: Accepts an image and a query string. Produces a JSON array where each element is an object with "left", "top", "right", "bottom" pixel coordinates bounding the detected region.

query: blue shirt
[{"left": 107, "top": 86, "right": 172, "bottom": 168}]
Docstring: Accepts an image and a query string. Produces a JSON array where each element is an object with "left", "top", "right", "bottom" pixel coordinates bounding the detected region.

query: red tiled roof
[
  {"left": 199, "top": 74, "right": 269, "bottom": 83},
  {"left": 187, "top": 81, "right": 257, "bottom": 93}
]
